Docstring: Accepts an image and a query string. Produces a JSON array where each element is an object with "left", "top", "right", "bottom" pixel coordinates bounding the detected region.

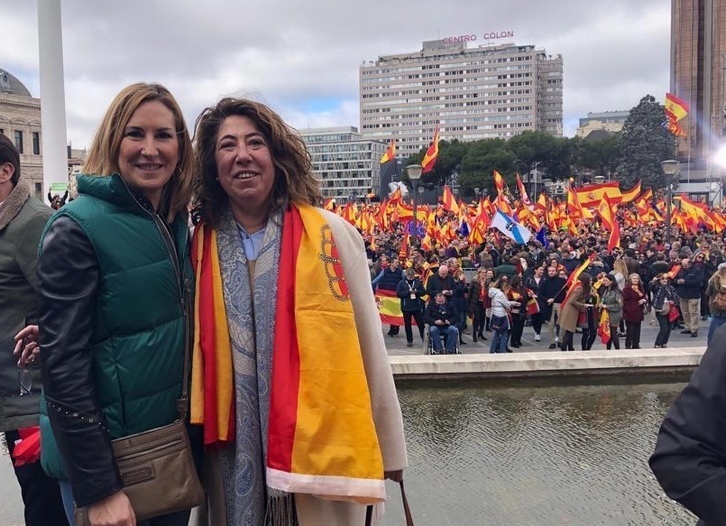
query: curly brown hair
[
  {"left": 192, "top": 98, "right": 320, "bottom": 227},
  {"left": 83, "top": 83, "right": 194, "bottom": 223}
]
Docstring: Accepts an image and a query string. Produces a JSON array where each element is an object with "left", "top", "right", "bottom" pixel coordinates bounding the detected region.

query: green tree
[
  {"left": 575, "top": 133, "right": 620, "bottom": 180},
  {"left": 615, "top": 95, "right": 676, "bottom": 189},
  {"left": 458, "top": 139, "right": 517, "bottom": 196}
]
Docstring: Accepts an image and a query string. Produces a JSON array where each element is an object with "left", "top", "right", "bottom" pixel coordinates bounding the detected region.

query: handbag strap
[
  {"left": 365, "top": 480, "right": 414, "bottom": 526},
  {"left": 177, "top": 279, "right": 193, "bottom": 420}
]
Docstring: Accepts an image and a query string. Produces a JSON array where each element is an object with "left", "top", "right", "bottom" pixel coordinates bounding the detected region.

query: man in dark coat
[
  {"left": 540, "top": 265, "right": 567, "bottom": 349},
  {"left": 424, "top": 293, "right": 458, "bottom": 354},
  {"left": 650, "top": 325, "right": 726, "bottom": 525},
  {"left": 426, "top": 264, "right": 456, "bottom": 304},
  {"left": 396, "top": 268, "right": 426, "bottom": 347},
  {"left": 0, "top": 134, "right": 68, "bottom": 525},
  {"left": 675, "top": 258, "right": 705, "bottom": 337}
]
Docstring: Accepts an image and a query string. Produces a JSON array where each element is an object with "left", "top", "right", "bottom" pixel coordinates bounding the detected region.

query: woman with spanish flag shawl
[{"left": 191, "top": 98, "right": 407, "bottom": 525}]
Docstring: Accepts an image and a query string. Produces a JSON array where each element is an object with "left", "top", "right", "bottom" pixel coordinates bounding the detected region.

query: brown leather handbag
[{"left": 75, "top": 332, "right": 203, "bottom": 524}]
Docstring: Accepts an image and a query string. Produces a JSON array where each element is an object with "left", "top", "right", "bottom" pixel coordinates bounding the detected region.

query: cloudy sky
[{"left": 0, "top": 0, "right": 670, "bottom": 149}]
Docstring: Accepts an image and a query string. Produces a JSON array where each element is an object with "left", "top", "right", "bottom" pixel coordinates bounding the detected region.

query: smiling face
[
  {"left": 117, "top": 100, "right": 179, "bottom": 209},
  {"left": 215, "top": 115, "right": 275, "bottom": 220}
]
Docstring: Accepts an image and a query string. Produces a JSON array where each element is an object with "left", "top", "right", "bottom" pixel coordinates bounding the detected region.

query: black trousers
[
  {"left": 531, "top": 312, "right": 544, "bottom": 336},
  {"left": 473, "top": 303, "right": 486, "bottom": 336},
  {"left": 510, "top": 314, "right": 525, "bottom": 345},
  {"left": 581, "top": 307, "right": 597, "bottom": 350},
  {"left": 655, "top": 313, "right": 672, "bottom": 346},
  {"left": 402, "top": 310, "right": 425, "bottom": 343},
  {"left": 561, "top": 330, "right": 575, "bottom": 351},
  {"left": 625, "top": 321, "right": 641, "bottom": 349},
  {"left": 606, "top": 325, "right": 620, "bottom": 349},
  {"left": 4, "top": 430, "right": 69, "bottom": 526}
]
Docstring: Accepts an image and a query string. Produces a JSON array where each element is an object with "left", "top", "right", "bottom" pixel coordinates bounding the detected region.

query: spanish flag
[
  {"left": 665, "top": 93, "right": 689, "bottom": 122},
  {"left": 575, "top": 182, "right": 621, "bottom": 208},
  {"left": 597, "top": 195, "right": 620, "bottom": 252},
  {"left": 665, "top": 93, "right": 689, "bottom": 137},
  {"left": 380, "top": 139, "right": 396, "bottom": 164},
  {"left": 422, "top": 126, "right": 440, "bottom": 173},
  {"left": 620, "top": 181, "right": 641, "bottom": 204},
  {"left": 597, "top": 309, "right": 611, "bottom": 344},
  {"left": 493, "top": 170, "right": 507, "bottom": 196},
  {"left": 442, "top": 185, "right": 460, "bottom": 215}
]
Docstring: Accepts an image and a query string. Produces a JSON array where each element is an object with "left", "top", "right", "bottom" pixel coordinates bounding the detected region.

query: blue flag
[
  {"left": 536, "top": 227, "right": 549, "bottom": 248},
  {"left": 459, "top": 220, "right": 470, "bottom": 238}
]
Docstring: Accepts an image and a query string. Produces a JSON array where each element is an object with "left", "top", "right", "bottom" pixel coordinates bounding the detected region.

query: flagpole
[
  {"left": 406, "top": 164, "right": 423, "bottom": 252},
  {"left": 38, "top": 0, "right": 69, "bottom": 201}
]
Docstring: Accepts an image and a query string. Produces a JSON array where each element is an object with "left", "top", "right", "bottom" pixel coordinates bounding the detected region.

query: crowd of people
[{"left": 369, "top": 219, "right": 726, "bottom": 354}]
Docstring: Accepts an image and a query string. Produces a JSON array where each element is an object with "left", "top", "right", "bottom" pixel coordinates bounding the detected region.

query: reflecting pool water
[{"left": 381, "top": 378, "right": 695, "bottom": 526}]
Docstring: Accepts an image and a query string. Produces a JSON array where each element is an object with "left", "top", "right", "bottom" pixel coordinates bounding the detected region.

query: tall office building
[
  {"left": 359, "top": 39, "right": 563, "bottom": 158},
  {"left": 671, "top": 0, "right": 726, "bottom": 160},
  {"left": 300, "top": 126, "right": 387, "bottom": 202}
]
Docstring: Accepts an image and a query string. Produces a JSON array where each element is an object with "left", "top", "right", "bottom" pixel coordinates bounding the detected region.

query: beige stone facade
[
  {"left": 0, "top": 69, "right": 44, "bottom": 198},
  {"left": 576, "top": 111, "right": 629, "bottom": 138}
]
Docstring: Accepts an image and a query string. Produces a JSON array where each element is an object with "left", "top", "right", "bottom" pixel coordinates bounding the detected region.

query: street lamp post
[
  {"left": 661, "top": 160, "right": 680, "bottom": 243},
  {"left": 405, "top": 164, "right": 423, "bottom": 251}
]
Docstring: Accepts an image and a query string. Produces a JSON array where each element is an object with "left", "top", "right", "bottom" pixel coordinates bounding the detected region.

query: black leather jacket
[{"left": 38, "top": 216, "right": 123, "bottom": 506}]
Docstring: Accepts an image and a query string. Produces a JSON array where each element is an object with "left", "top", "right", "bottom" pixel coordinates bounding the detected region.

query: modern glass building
[{"left": 300, "top": 126, "right": 387, "bottom": 202}]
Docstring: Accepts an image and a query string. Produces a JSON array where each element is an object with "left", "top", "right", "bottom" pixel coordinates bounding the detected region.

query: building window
[
  {"left": 34, "top": 183, "right": 42, "bottom": 196},
  {"left": 32, "top": 132, "right": 40, "bottom": 155},
  {"left": 14, "top": 130, "right": 23, "bottom": 153}
]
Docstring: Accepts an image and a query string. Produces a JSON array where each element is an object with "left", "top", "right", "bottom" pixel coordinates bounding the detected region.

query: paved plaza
[{"left": 384, "top": 316, "right": 709, "bottom": 356}]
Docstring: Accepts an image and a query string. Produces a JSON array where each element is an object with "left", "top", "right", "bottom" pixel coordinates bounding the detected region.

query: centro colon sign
[{"left": 443, "top": 31, "right": 514, "bottom": 44}]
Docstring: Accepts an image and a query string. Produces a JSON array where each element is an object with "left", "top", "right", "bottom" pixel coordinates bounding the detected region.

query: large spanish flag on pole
[
  {"left": 421, "top": 126, "right": 440, "bottom": 173},
  {"left": 575, "top": 182, "right": 622, "bottom": 208},
  {"left": 665, "top": 93, "right": 689, "bottom": 137}
]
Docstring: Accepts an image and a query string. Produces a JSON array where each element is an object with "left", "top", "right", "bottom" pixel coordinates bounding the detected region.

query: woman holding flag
[
  {"left": 652, "top": 273, "right": 678, "bottom": 348},
  {"left": 600, "top": 274, "right": 624, "bottom": 350}
]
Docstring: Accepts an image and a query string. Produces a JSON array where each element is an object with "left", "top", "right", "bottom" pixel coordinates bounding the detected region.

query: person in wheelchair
[{"left": 424, "top": 292, "right": 459, "bottom": 354}]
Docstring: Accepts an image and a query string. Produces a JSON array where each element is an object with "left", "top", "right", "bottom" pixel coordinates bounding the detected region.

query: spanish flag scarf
[{"left": 191, "top": 204, "right": 385, "bottom": 503}]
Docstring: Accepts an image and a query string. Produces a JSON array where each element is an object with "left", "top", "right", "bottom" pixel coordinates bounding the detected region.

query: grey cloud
[{"left": 1, "top": 0, "right": 671, "bottom": 144}]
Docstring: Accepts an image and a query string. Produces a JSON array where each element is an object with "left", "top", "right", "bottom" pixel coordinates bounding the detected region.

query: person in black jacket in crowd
[
  {"left": 524, "top": 265, "right": 545, "bottom": 342},
  {"left": 396, "top": 268, "right": 426, "bottom": 348},
  {"left": 424, "top": 293, "right": 458, "bottom": 354},
  {"left": 675, "top": 258, "right": 705, "bottom": 337},
  {"left": 650, "top": 326, "right": 726, "bottom": 525},
  {"left": 540, "top": 266, "right": 567, "bottom": 349},
  {"left": 372, "top": 256, "right": 403, "bottom": 336},
  {"left": 426, "top": 264, "right": 456, "bottom": 303}
]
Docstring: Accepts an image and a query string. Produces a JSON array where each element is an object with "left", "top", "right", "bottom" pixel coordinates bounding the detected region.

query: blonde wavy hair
[{"left": 83, "top": 83, "right": 194, "bottom": 222}]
